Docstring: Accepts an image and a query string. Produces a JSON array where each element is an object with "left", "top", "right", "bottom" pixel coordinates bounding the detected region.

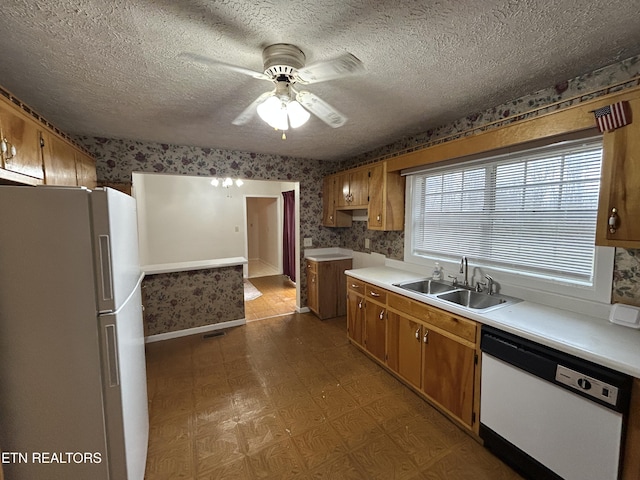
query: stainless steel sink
[
  {"left": 436, "top": 289, "right": 520, "bottom": 312},
  {"left": 395, "top": 279, "right": 457, "bottom": 295},
  {"left": 394, "top": 277, "right": 521, "bottom": 313}
]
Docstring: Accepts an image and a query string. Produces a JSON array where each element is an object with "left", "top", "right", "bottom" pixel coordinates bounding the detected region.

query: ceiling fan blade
[
  {"left": 179, "top": 52, "right": 271, "bottom": 81},
  {"left": 296, "top": 90, "right": 347, "bottom": 128},
  {"left": 295, "top": 53, "right": 364, "bottom": 84},
  {"left": 232, "top": 91, "right": 274, "bottom": 126}
]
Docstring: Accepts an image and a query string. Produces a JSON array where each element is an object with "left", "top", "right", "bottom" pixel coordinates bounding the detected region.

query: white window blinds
[{"left": 410, "top": 138, "right": 603, "bottom": 284}]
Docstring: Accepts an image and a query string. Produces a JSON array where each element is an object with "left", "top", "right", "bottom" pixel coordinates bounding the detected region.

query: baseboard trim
[
  {"left": 144, "top": 319, "right": 247, "bottom": 343},
  {"left": 297, "top": 306, "right": 310, "bottom": 313}
]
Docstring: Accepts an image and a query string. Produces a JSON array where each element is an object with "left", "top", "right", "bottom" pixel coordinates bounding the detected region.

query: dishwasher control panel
[{"left": 555, "top": 365, "right": 618, "bottom": 407}]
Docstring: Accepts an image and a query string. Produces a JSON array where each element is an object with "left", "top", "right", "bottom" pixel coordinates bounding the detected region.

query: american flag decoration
[{"left": 593, "top": 101, "right": 631, "bottom": 133}]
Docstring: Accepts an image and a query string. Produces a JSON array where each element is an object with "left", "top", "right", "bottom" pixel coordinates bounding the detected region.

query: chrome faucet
[
  {"left": 485, "top": 274, "right": 494, "bottom": 295},
  {"left": 459, "top": 256, "right": 469, "bottom": 286}
]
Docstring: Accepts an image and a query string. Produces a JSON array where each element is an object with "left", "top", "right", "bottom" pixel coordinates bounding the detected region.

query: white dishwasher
[{"left": 480, "top": 325, "right": 631, "bottom": 480}]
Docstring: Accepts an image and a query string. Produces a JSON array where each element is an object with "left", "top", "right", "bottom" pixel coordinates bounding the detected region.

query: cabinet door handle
[
  {"left": 358, "top": 299, "right": 363, "bottom": 309},
  {"left": 609, "top": 208, "right": 618, "bottom": 234},
  {"left": 379, "top": 309, "right": 385, "bottom": 320},
  {"left": 423, "top": 330, "right": 429, "bottom": 344},
  {"left": 415, "top": 328, "right": 421, "bottom": 340},
  {"left": 369, "top": 291, "right": 381, "bottom": 298}
]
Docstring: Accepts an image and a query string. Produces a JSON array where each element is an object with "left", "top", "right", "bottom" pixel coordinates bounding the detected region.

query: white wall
[
  {"left": 246, "top": 197, "right": 280, "bottom": 270},
  {"left": 133, "top": 172, "right": 295, "bottom": 266}
]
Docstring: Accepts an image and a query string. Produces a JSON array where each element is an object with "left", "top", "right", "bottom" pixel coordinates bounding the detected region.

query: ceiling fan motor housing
[{"left": 263, "top": 44, "right": 306, "bottom": 81}]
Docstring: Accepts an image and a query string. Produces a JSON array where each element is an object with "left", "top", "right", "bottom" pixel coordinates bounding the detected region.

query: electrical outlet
[
  {"left": 364, "top": 238, "right": 370, "bottom": 249},
  {"left": 303, "top": 237, "right": 313, "bottom": 247}
]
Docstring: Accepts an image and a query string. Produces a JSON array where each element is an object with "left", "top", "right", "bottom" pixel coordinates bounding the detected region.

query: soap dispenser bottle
[{"left": 432, "top": 262, "right": 443, "bottom": 281}]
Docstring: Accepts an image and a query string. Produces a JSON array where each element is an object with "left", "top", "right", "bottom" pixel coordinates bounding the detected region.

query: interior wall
[{"left": 133, "top": 172, "right": 294, "bottom": 266}]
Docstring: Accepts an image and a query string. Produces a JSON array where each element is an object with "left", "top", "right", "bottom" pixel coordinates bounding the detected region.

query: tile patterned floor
[
  {"left": 144, "top": 313, "right": 523, "bottom": 480},
  {"left": 244, "top": 275, "right": 297, "bottom": 322}
]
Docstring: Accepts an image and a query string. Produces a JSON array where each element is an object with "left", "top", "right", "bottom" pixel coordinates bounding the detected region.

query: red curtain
[{"left": 282, "top": 190, "right": 296, "bottom": 282}]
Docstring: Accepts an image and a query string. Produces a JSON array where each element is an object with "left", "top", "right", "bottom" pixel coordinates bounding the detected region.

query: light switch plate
[{"left": 303, "top": 237, "right": 312, "bottom": 247}]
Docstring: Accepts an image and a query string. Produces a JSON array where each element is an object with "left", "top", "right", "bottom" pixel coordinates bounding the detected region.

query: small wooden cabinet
[
  {"left": 367, "top": 161, "right": 405, "bottom": 231},
  {"left": 322, "top": 176, "right": 352, "bottom": 227},
  {"left": 75, "top": 151, "right": 98, "bottom": 189},
  {"left": 306, "top": 258, "right": 353, "bottom": 319},
  {"left": 41, "top": 131, "right": 78, "bottom": 186},
  {"left": 336, "top": 168, "right": 369, "bottom": 209},
  {"left": 0, "top": 97, "right": 44, "bottom": 181},
  {"left": 347, "top": 279, "right": 366, "bottom": 346},
  {"left": 596, "top": 102, "right": 640, "bottom": 248},
  {"left": 363, "top": 284, "right": 387, "bottom": 362},
  {"left": 386, "top": 311, "right": 423, "bottom": 388},
  {"left": 421, "top": 326, "right": 476, "bottom": 426}
]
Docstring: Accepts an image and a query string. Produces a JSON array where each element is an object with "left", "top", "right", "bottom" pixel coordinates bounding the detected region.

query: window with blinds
[{"left": 409, "top": 138, "right": 603, "bottom": 285}]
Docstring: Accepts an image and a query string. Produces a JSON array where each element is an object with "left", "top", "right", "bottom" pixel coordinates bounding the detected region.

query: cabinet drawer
[
  {"left": 365, "top": 284, "right": 387, "bottom": 303},
  {"left": 388, "top": 292, "right": 476, "bottom": 342},
  {"left": 306, "top": 260, "right": 318, "bottom": 273},
  {"left": 347, "top": 278, "right": 365, "bottom": 293}
]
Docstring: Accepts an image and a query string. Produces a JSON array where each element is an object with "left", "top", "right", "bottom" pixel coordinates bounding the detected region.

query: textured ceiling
[{"left": 0, "top": 0, "right": 639, "bottom": 161}]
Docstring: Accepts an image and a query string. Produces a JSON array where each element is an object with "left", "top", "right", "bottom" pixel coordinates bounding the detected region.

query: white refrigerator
[{"left": 0, "top": 186, "right": 149, "bottom": 480}]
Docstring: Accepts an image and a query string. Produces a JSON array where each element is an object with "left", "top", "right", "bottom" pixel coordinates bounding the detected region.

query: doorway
[
  {"left": 244, "top": 195, "right": 297, "bottom": 321},
  {"left": 245, "top": 196, "right": 281, "bottom": 278}
]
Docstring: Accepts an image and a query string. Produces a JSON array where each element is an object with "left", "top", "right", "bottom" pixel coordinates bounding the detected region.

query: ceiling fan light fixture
[
  {"left": 257, "top": 95, "right": 289, "bottom": 130},
  {"left": 286, "top": 100, "right": 310, "bottom": 128}
]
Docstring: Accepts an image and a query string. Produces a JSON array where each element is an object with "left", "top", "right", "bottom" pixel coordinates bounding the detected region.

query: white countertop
[
  {"left": 346, "top": 266, "right": 640, "bottom": 378},
  {"left": 143, "top": 257, "right": 247, "bottom": 275},
  {"left": 305, "top": 247, "right": 353, "bottom": 262}
]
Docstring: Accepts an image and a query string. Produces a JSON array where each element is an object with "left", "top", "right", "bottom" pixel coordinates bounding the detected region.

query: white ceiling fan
[{"left": 182, "top": 44, "right": 364, "bottom": 134}]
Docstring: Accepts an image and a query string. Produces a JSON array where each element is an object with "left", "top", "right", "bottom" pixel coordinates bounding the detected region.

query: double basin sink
[{"left": 393, "top": 279, "right": 521, "bottom": 313}]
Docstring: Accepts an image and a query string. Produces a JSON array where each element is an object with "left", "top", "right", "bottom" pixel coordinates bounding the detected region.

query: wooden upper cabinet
[
  {"left": 322, "top": 161, "right": 405, "bottom": 231},
  {"left": 596, "top": 102, "right": 640, "bottom": 248},
  {"left": 367, "top": 161, "right": 405, "bottom": 231},
  {"left": 75, "top": 151, "right": 97, "bottom": 189},
  {"left": 336, "top": 168, "right": 369, "bottom": 209},
  {"left": 322, "top": 176, "right": 336, "bottom": 226},
  {"left": 322, "top": 175, "right": 352, "bottom": 227},
  {"left": 0, "top": 97, "right": 44, "bottom": 180},
  {"left": 41, "top": 131, "right": 78, "bottom": 186}
]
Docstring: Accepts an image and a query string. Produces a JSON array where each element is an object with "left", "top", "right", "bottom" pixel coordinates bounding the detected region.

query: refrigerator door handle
[
  {"left": 98, "top": 234, "right": 114, "bottom": 303},
  {"left": 104, "top": 324, "right": 120, "bottom": 387}
]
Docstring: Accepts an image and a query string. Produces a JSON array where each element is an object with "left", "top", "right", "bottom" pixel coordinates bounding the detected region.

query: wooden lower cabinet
[
  {"left": 347, "top": 288, "right": 365, "bottom": 346},
  {"left": 421, "top": 328, "right": 476, "bottom": 427},
  {"left": 364, "top": 297, "right": 386, "bottom": 362},
  {"left": 347, "top": 277, "right": 479, "bottom": 432},
  {"left": 387, "top": 311, "right": 422, "bottom": 388},
  {"left": 306, "top": 258, "right": 352, "bottom": 319}
]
